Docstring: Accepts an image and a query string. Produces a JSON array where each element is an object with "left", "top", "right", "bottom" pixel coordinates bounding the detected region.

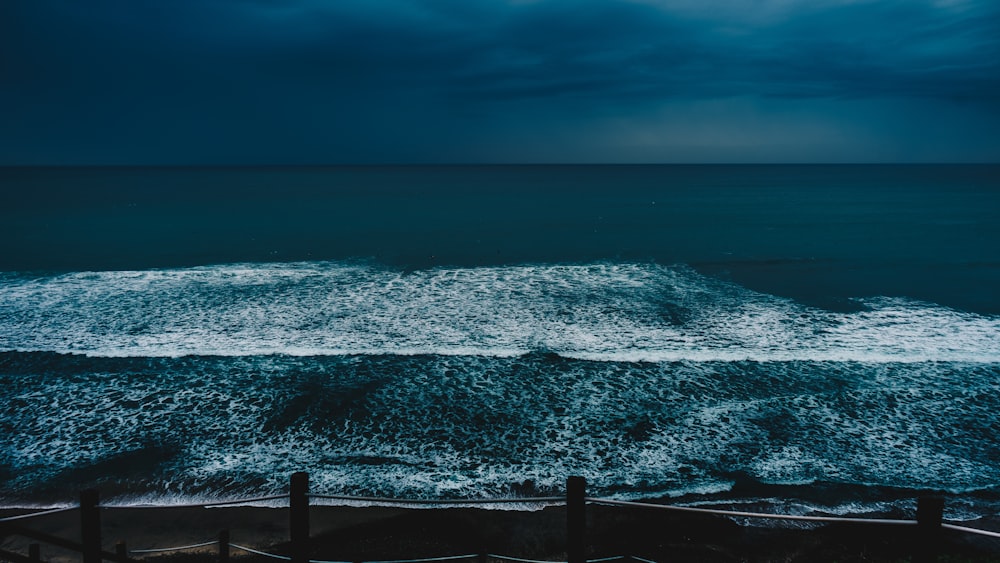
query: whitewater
[
  {"left": 2, "top": 262, "right": 997, "bottom": 363},
  {"left": 2, "top": 260, "right": 999, "bottom": 518}
]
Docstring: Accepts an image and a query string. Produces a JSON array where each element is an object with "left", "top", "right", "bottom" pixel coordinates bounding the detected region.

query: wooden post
[
  {"left": 115, "top": 541, "right": 128, "bottom": 562},
  {"left": 219, "top": 529, "right": 230, "bottom": 563},
  {"left": 567, "top": 476, "right": 586, "bottom": 563},
  {"left": 916, "top": 496, "right": 944, "bottom": 563},
  {"left": 80, "top": 489, "right": 102, "bottom": 563},
  {"left": 290, "top": 472, "right": 310, "bottom": 563},
  {"left": 28, "top": 544, "right": 40, "bottom": 563}
]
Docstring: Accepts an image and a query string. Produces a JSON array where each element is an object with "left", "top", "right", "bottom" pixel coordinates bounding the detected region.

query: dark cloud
[{"left": 1, "top": 0, "right": 998, "bottom": 163}]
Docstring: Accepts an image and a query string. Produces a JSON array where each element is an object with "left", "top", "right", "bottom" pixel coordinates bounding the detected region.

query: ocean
[{"left": 1, "top": 165, "right": 999, "bottom": 520}]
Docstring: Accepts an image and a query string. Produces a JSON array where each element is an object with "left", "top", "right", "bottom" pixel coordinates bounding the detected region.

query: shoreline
[{"left": 5, "top": 503, "right": 1000, "bottom": 562}]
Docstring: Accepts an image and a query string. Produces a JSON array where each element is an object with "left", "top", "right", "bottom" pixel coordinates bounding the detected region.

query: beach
[{"left": 5, "top": 502, "right": 1000, "bottom": 563}]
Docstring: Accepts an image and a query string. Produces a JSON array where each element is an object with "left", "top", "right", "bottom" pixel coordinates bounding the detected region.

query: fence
[{"left": 3, "top": 473, "right": 1000, "bottom": 563}]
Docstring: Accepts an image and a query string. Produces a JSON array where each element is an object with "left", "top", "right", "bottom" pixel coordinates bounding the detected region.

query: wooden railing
[{"left": 3, "top": 473, "right": 997, "bottom": 563}]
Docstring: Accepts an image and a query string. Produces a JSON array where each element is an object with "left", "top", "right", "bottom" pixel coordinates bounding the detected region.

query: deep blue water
[{"left": 1, "top": 165, "right": 999, "bottom": 518}]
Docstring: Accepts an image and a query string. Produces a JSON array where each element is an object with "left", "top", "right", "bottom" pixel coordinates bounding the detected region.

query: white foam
[
  {"left": 1, "top": 261, "right": 998, "bottom": 363},
  {"left": 3, "top": 351, "right": 1000, "bottom": 508}
]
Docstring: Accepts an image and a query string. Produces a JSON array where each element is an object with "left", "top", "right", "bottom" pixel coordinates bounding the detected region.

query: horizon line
[{"left": 3, "top": 162, "right": 999, "bottom": 168}]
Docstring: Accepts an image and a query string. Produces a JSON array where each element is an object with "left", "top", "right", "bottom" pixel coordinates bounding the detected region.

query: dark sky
[{"left": 2, "top": 0, "right": 999, "bottom": 164}]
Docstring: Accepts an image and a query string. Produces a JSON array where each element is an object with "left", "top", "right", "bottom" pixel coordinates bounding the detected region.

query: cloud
[
  {"left": 451, "top": 0, "right": 1000, "bottom": 103},
  {"left": 1, "top": 0, "right": 998, "bottom": 163},
  {"left": 18, "top": 0, "right": 995, "bottom": 102}
]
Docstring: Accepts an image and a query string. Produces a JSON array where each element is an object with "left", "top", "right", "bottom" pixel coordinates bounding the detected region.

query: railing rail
[
  {"left": 942, "top": 522, "right": 1000, "bottom": 540},
  {"left": 586, "top": 497, "right": 920, "bottom": 526},
  {"left": 129, "top": 540, "right": 220, "bottom": 555},
  {"left": 307, "top": 494, "right": 566, "bottom": 506},
  {"left": 102, "top": 494, "right": 292, "bottom": 510},
  {"left": 229, "top": 543, "right": 292, "bottom": 561},
  {"left": 0, "top": 506, "right": 78, "bottom": 524}
]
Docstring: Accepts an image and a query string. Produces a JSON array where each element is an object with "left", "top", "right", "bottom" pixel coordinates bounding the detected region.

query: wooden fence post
[
  {"left": 115, "top": 540, "right": 128, "bottom": 562},
  {"left": 28, "top": 544, "right": 40, "bottom": 563},
  {"left": 567, "top": 476, "right": 586, "bottom": 563},
  {"left": 290, "top": 472, "right": 310, "bottom": 563},
  {"left": 915, "top": 496, "right": 944, "bottom": 563},
  {"left": 219, "top": 529, "right": 230, "bottom": 563},
  {"left": 80, "top": 489, "right": 102, "bottom": 563}
]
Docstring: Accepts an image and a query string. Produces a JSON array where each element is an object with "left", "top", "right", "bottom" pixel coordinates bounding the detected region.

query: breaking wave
[{"left": 1, "top": 261, "right": 997, "bottom": 362}]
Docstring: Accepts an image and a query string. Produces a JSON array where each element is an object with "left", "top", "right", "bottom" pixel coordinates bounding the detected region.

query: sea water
[{"left": 1, "top": 165, "right": 999, "bottom": 518}]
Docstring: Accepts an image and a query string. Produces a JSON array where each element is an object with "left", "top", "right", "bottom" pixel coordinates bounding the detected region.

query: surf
[{"left": 1, "top": 261, "right": 998, "bottom": 363}]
